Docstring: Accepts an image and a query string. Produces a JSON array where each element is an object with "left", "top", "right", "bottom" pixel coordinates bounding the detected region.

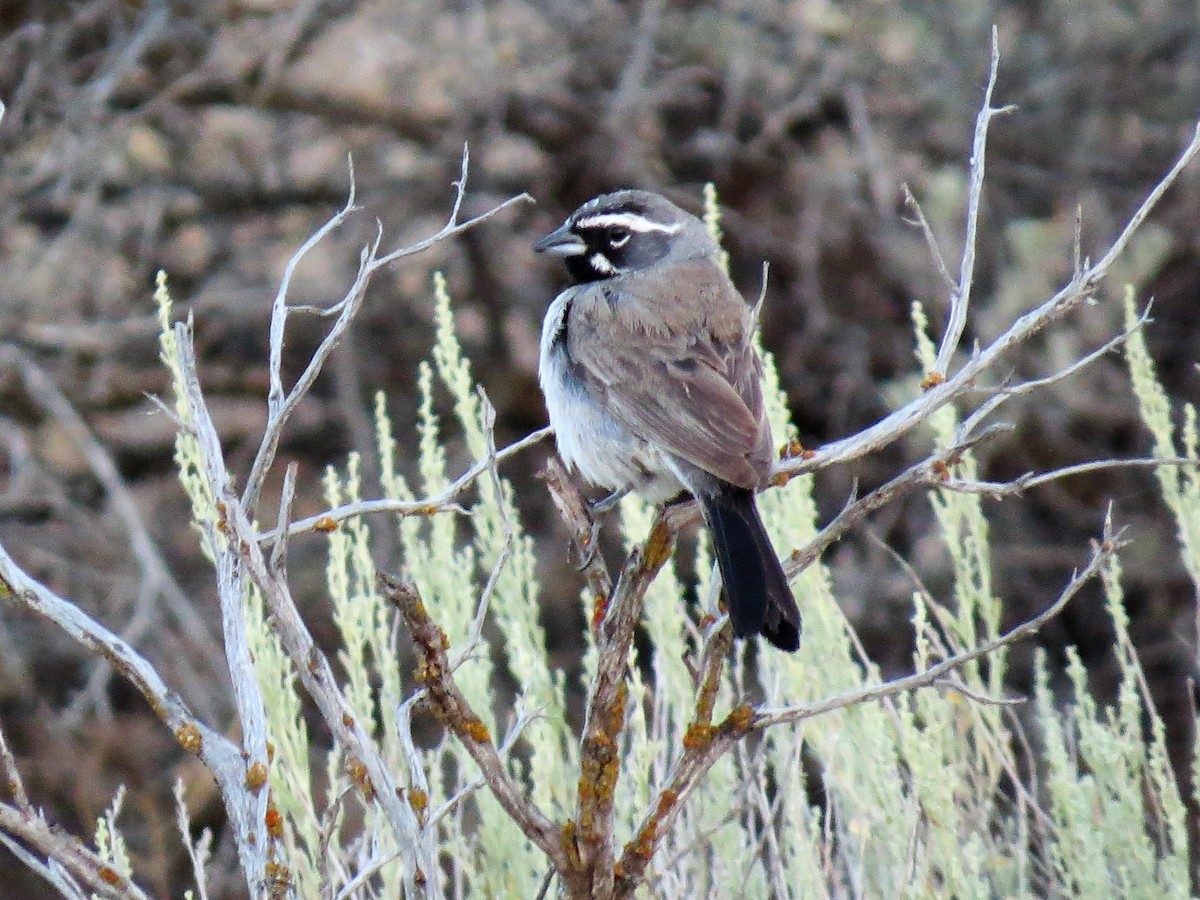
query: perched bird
[{"left": 535, "top": 190, "right": 801, "bottom": 651}]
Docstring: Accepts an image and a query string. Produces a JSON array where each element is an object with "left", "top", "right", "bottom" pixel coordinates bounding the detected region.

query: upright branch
[
  {"left": 568, "top": 512, "right": 675, "bottom": 897},
  {"left": 0, "top": 160, "right": 531, "bottom": 897},
  {"left": 542, "top": 458, "right": 614, "bottom": 622},
  {"left": 933, "top": 27, "right": 1014, "bottom": 377},
  {"left": 173, "top": 316, "right": 435, "bottom": 895},
  {"left": 605, "top": 524, "right": 1124, "bottom": 897}
]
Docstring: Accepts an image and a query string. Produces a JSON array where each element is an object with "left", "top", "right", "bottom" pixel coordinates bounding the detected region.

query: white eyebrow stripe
[{"left": 574, "top": 213, "right": 683, "bottom": 234}]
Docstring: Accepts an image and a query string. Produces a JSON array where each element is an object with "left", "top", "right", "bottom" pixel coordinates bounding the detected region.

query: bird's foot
[{"left": 588, "top": 488, "right": 629, "bottom": 516}]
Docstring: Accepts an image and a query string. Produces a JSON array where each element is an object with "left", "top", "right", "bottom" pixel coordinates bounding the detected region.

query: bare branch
[
  {"left": 760, "top": 527, "right": 1125, "bottom": 729},
  {"left": 0, "top": 799, "right": 152, "bottom": 900},
  {"left": 572, "top": 511, "right": 676, "bottom": 895},
  {"left": 935, "top": 27, "right": 1016, "bottom": 375},
  {"left": 542, "top": 456, "right": 613, "bottom": 618},
  {"left": 0, "top": 543, "right": 262, "bottom": 891},
  {"left": 173, "top": 779, "right": 212, "bottom": 900},
  {"left": 902, "top": 184, "right": 956, "bottom": 294},
  {"left": 378, "top": 571, "right": 567, "bottom": 870},
  {"left": 0, "top": 717, "right": 30, "bottom": 813},
  {"left": 255, "top": 426, "right": 552, "bottom": 547},
  {"left": 779, "top": 117, "right": 1200, "bottom": 479},
  {"left": 942, "top": 456, "right": 1199, "bottom": 498},
  {"left": 271, "top": 462, "right": 299, "bottom": 573},
  {"left": 172, "top": 319, "right": 433, "bottom": 895},
  {"left": 610, "top": 525, "right": 1123, "bottom": 898},
  {"left": 0, "top": 346, "right": 224, "bottom": 716},
  {"left": 242, "top": 150, "right": 532, "bottom": 515}
]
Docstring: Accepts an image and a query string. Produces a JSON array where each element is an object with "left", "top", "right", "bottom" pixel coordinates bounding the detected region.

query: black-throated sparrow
[{"left": 535, "top": 190, "right": 801, "bottom": 652}]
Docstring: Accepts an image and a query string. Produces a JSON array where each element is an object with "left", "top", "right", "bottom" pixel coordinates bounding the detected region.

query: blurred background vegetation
[{"left": 0, "top": 0, "right": 1198, "bottom": 894}]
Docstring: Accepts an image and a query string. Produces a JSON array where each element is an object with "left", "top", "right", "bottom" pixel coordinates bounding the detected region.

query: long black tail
[{"left": 703, "top": 487, "right": 801, "bottom": 651}]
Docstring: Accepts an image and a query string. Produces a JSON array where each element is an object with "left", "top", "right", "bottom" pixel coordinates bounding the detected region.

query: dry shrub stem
[
  {"left": 0, "top": 32, "right": 1195, "bottom": 896},
  {"left": 0, "top": 158, "right": 530, "bottom": 897}
]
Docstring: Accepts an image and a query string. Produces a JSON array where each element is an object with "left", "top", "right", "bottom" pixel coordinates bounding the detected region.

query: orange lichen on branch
[
  {"left": 463, "top": 716, "right": 491, "bottom": 743},
  {"left": 562, "top": 819, "right": 583, "bottom": 869},
  {"left": 656, "top": 788, "right": 679, "bottom": 817},
  {"left": 921, "top": 370, "right": 946, "bottom": 390},
  {"left": 175, "top": 722, "right": 202, "bottom": 754},
  {"left": 720, "top": 704, "right": 755, "bottom": 735},
  {"left": 606, "top": 683, "right": 628, "bottom": 733},
  {"left": 408, "top": 790, "right": 429, "bottom": 826},
  {"left": 245, "top": 760, "right": 269, "bottom": 794},
  {"left": 265, "top": 802, "right": 284, "bottom": 838},
  {"left": 407, "top": 786, "right": 428, "bottom": 816},
  {"left": 347, "top": 757, "right": 375, "bottom": 801},
  {"left": 313, "top": 515, "right": 338, "bottom": 533},
  {"left": 265, "top": 860, "right": 291, "bottom": 899},
  {"left": 683, "top": 723, "right": 714, "bottom": 750},
  {"left": 642, "top": 518, "right": 675, "bottom": 571},
  {"left": 778, "top": 438, "right": 814, "bottom": 461},
  {"left": 591, "top": 592, "right": 609, "bottom": 631},
  {"left": 625, "top": 820, "right": 658, "bottom": 860}
]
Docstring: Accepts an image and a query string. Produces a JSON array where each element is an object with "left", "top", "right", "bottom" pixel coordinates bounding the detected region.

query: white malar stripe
[
  {"left": 589, "top": 252, "right": 617, "bottom": 274},
  {"left": 574, "top": 212, "right": 683, "bottom": 235}
]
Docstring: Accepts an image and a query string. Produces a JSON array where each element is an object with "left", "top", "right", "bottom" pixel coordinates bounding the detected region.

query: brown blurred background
[{"left": 0, "top": 0, "right": 1198, "bottom": 894}]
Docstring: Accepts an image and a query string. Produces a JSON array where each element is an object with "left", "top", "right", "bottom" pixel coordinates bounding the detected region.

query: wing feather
[{"left": 566, "top": 264, "right": 771, "bottom": 490}]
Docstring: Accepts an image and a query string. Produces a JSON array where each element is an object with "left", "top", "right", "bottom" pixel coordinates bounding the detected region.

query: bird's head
[{"left": 534, "top": 190, "right": 715, "bottom": 283}]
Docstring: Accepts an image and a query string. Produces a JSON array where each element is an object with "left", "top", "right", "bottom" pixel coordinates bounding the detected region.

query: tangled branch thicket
[{"left": 1, "top": 34, "right": 1200, "bottom": 900}]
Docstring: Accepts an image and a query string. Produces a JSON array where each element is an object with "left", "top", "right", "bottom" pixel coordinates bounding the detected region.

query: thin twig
[
  {"left": 271, "top": 462, "right": 299, "bottom": 573},
  {"left": 243, "top": 149, "right": 532, "bottom": 514},
  {"left": 762, "top": 527, "right": 1125, "bottom": 729},
  {"left": 0, "top": 717, "right": 29, "bottom": 813},
  {"left": 902, "top": 184, "right": 956, "bottom": 294},
  {"left": 943, "top": 456, "right": 1199, "bottom": 497},
  {"left": 611, "top": 526, "right": 1124, "bottom": 895},
  {"left": 173, "top": 779, "right": 212, "bottom": 900},
  {"left": 0, "top": 346, "right": 224, "bottom": 715},
  {"left": 542, "top": 456, "right": 613, "bottom": 621},
  {"left": 257, "top": 426, "right": 552, "bottom": 545},
  {"left": 173, "top": 319, "right": 431, "bottom": 895},
  {"left": 935, "top": 28, "right": 1016, "bottom": 375}
]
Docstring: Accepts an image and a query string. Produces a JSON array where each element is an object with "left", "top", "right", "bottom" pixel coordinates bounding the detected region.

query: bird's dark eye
[{"left": 609, "top": 227, "right": 631, "bottom": 248}]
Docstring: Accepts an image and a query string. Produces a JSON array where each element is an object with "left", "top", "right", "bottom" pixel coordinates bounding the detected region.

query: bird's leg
[
  {"left": 588, "top": 487, "right": 629, "bottom": 516},
  {"left": 573, "top": 490, "right": 627, "bottom": 570},
  {"left": 575, "top": 519, "right": 603, "bottom": 571}
]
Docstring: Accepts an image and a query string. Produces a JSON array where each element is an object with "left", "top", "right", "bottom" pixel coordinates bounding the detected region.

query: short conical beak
[{"left": 533, "top": 222, "right": 587, "bottom": 256}]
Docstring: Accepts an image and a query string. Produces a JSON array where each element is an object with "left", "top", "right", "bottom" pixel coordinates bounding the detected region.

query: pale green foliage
[
  {"left": 1124, "top": 285, "right": 1200, "bottom": 877},
  {"left": 152, "top": 220, "right": 1196, "bottom": 898},
  {"left": 703, "top": 181, "right": 731, "bottom": 275},
  {"left": 1035, "top": 545, "right": 1190, "bottom": 897},
  {"left": 156, "top": 273, "right": 222, "bottom": 560},
  {"left": 94, "top": 787, "right": 133, "bottom": 879},
  {"left": 1124, "top": 287, "right": 1200, "bottom": 588}
]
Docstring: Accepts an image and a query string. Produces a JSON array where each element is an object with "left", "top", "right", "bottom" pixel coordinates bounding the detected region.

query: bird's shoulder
[{"left": 566, "top": 255, "right": 749, "bottom": 345}]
